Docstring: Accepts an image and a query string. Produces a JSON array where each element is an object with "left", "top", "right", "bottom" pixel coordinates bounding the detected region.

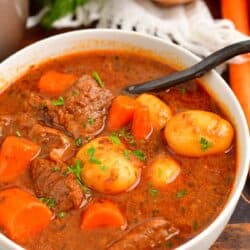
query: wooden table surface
[{"left": 9, "top": 0, "right": 250, "bottom": 249}]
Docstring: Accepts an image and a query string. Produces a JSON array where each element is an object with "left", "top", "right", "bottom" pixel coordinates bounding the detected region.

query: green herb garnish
[
  {"left": 199, "top": 137, "right": 212, "bottom": 151},
  {"left": 113, "top": 128, "right": 136, "bottom": 146},
  {"left": 179, "top": 87, "right": 187, "bottom": 95},
  {"left": 52, "top": 167, "right": 60, "bottom": 172},
  {"left": 87, "top": 146, "right": 102, "bottom": 164},
  {"left": 193, "top": 221, "right": 199, "bottom": 231},
  {"left": 39, "top": 197, "right": 56, "bottom": 208},
  {"left": 75, "top": 137, "right": 83, "bottom": 147},
  {"left": 52, "top": 96, "right": 64, "bottom": 106},
  {"left": 109, "top": 134, "right": 121, "bottom": 145},
  {"left": 68, "top": 159, "right": 82, "bottom": 181},
  {"left": 15, "top": 130, "right": 21, "bottom": 137},
  {"left": 176, "top": 189, "right": 188, "bottom": 198},
  {"left": 99, "top": 165, "right": 107, "bottom": 171},
  {"left": 68, "top": 160, "right": 91, "bottom": 195},
  {"left": 57, "top": 211, "right": 66, "bottom": 219},
  {"left": 87, "top": 147, "right": 95, "bottom": 158},
  {"left": 92, "top": 71, "right": 105, "bottom": 88},
  {"left": 133, "top": 150, "right": 146, "bottom": 161},
  {"left": 149, "top": 187, "right": 159, "bottom": 197},
  {"left": 124, "top": 149, "right": 131, "bottom": 160},
  {"left": 87, "top": 118, "right": 95, "bottom": 125}
]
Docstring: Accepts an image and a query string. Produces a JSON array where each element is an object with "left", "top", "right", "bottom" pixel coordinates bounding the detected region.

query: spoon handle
[{"left": 126, "top": 40, "right": 250, "bottom": 94}]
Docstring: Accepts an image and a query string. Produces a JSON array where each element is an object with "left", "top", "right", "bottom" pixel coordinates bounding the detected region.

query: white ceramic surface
[{"left": 0, "top": 29, "right": 249, "bottom": 250}]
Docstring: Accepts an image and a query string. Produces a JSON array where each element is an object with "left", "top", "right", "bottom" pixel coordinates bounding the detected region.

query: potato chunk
[
  {"left": 148, "top": 155, "right": 181, "bottom": 188},
  {"left": 164, "top": 110, "right": 234, "bottom": 157},
  {"left": 137, "top": 94, "right": 172, "bottom": 130},
  {"left": 77, "top": 136, "right": 141, "bottom": 194}
]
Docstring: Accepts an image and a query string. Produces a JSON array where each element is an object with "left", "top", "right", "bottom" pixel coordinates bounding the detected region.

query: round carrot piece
[
  {"left": 0, "top": 188, "right": 52, "bottom": 243},
  {"left": 107, "top": 95, "right": 137, "bottom": 130},
  {"left": 38, "top": 70, "right": 77, "bottom": 96},
  {"left": 0, "top": 136, "right": 40, "bottom": 183},
  {"left": 81, "top": 200, "right": 127, "bottom": 230}
]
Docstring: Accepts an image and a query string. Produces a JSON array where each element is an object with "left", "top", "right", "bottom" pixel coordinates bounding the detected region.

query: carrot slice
[
  {"left": 38, "top": 70, "right": 77, "bottom": 96},
  {"left": 0, "top": 136, "right": 40, "bottom": 182},
  {"left": 221, "top": 0, "right": 250, "bottom": 126},
  {"left": 107, "top": 95, "right": 137, "bottom": 130},
  {"left": 132, "top": 104, "right": 153, "bottom": 141},
  {"left": 81, "top": 200, "right": 127, "bottom": 229},
  {"left": 0, "top": 188, "right": 52, "bottom": 243}
]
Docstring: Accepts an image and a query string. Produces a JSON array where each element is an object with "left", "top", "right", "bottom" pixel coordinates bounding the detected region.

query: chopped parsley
[
  {"left": 99, "top": 165, "right": 107, "bottom": 171},
  {"left": 133, "top": 150, "right": 146, "bottom": 161},
  {"left": 176, "top": 189, "right": 188, "bottom": 198},
  {"left": 72, "top": 90, "right": 78, "bottom": 96},
  {"left": 68, "top": 159, "right": 82, "bottom": 181},
  {"left": 179, "top": 87, "right": 187, "bottom": 95},
  {"left": 87, "top": 146, "right": 95, "bottom": 156},
  {"left": 39, "top": 197, "right": 56, "bottom": 209},
  {"left": 109, "top": 134, "right": 121, "bottom": 145},
  {"left": 57, "top": 211, "right": 66, "bottom": 219},
  {"left": 83, "top": 118, "right": 96, "bottom": 128},
  {"left": 92, "top": 71, "right": 105, "bottom": 88},
  {"left": 67, "top": 160, "right": 91, "bottom": 195},
  {"left": 75, "top": 137, "right": 83, "bottom": 147},
  {"left": 87, "top": 147, "right": 105, "bottom": 168},
  {"left": 124, "top": 149, "right": 131, "bottom": 160},
  {"left": 15, "top": 130, "right": 21, "bottom": 137},
  {"left": 52, "top": 167, "right": 60, "bottom": 172},
  {"left": 90, "top": 158, "right": 102, "bottom": 164},
  {"left": 113, "top": 128, "right": 136, "bottom": 146},
  {"left": 87, "top": 118, "right": 95, "bottom": 125},
  {"left": 199, "top": 137, "right": 212, "bottom": 151},
  {"left": 52, "top": 96, "right": 64, "bottom": 106},
  {"left": 193, "top": 221, "right": 199, "bottom": 231},
  {"left": 149, "top": 187, "right": 159, "bottom": 197}
]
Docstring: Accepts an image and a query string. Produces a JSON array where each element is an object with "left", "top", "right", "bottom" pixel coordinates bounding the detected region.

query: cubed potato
[
  {"left": 164, "top": 110, "right": 234, "bottom": 157},
  {"left": 137, "top": 94, "right": 172, "bottom": 130},
  {"left": 77, "top": 136, "right": 141, "bottom": 194}
]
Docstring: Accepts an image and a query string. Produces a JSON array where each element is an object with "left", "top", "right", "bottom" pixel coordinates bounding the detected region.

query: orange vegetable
[
  {"left": 0, "top": 188, "right": 52, "bottom": 243},
  {"left": 81, "top": 200, "right": 127, "bottom": 229},
  {"left": 132, "top": 104, "right": 153, "bottom": 141},
  {"left": 0, "top": 136, "right": 40, "bottom": 182},
  {"left": 38, "top": 70, "right": 77, "bottom": 96},
  {"left": 107, "top": 95, "right": 137, "bottom": 130},
  {"left": 221, "top": 0, "right": 250, "bottom": 126}
]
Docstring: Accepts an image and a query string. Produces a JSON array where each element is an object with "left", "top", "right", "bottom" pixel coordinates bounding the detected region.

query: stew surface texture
[{"left": 0, "top": 51, "right": 236, "bottom": 250}]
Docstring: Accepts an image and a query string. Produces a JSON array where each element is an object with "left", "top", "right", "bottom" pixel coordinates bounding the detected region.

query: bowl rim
[{"left": 0, "top": 29, "right": 249, "bottom": 250}]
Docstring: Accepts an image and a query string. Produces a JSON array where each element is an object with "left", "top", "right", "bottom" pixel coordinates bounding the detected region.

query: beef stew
[{"left": 0, "top": 51, "right": 236, "bottom": 250}]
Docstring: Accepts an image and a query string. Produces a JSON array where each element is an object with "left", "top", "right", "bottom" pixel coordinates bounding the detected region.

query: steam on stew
[{"left": 0, "top": 51, "right": 236, "bottom": 250}]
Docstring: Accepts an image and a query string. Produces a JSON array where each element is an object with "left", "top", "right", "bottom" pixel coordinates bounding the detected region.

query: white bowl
[{"left": 0, "top": 29, "right": 249, "bottom": 250}]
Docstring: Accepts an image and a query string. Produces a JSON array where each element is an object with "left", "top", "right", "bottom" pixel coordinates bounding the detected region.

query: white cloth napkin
[{"left": 27, "top": 0, "right": 249, "bottom": 58}]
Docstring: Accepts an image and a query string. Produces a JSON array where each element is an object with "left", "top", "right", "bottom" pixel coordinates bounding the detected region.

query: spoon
[{"left": 125, "top": 40, "right": 250, "bottom": 94}]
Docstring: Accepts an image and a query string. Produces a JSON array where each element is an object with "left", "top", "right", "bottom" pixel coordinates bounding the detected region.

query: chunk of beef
[
  {"left": 0, "top": 113, "right": 36, "bottom": 142},
  {"left": 26, "top": 75, "right": 113, "bottom": 139},
  {"left": 29, "top": 124, "right": 76, "bottom": 161},
  {"left": 31, "top": 158, "right": 84, "bottom": 212},
  {"left": 107, "top": 218, "right": 179, "bottom": 250}
]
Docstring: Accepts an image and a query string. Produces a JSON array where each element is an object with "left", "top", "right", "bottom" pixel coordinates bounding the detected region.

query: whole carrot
[{"left": 221, "top": 0, "right": 250, "bottom": 127}]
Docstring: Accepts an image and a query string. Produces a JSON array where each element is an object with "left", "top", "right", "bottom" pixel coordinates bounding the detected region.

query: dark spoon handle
[{"left": 125, "top": 40, "right": 250, "bottom": 94}]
